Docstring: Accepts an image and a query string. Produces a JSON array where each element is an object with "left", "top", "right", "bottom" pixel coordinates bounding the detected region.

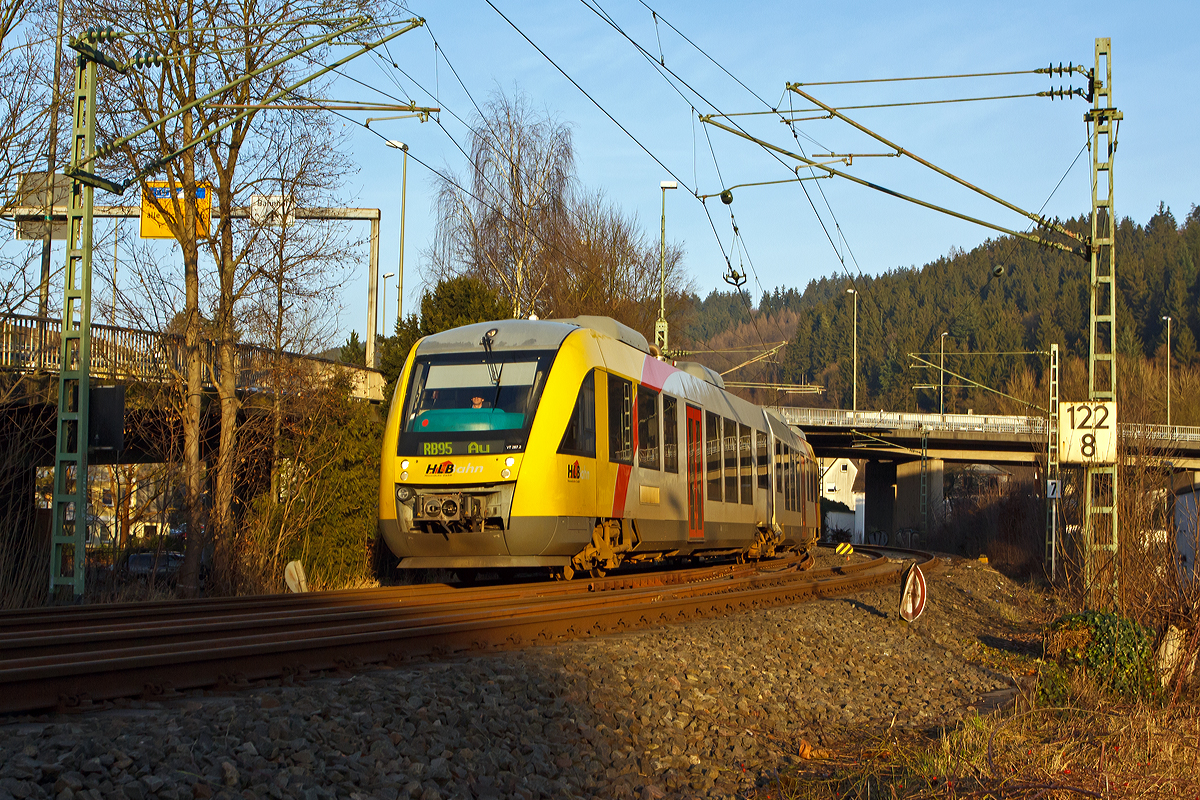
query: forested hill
[{"left": 680, "top": 204, "right": 1200, "bottom": 416}]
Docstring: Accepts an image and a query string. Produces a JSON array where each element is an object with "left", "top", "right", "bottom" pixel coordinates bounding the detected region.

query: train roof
[{"left": 414, "top": 316, "right": 651, "bottom": 357}]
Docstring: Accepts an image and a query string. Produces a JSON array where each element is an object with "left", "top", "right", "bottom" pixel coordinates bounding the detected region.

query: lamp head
[
  {"left": 383, "top": 272, "right": 395, "bottom": 280},
  {"left": 991, "top": 264, "right": 1005, "bottom": 278},
  {"left": 386, "top": 140, "right": 408, "bottom": 152},
  {"left": 660, "top": 180, "right": 678, "bottom": 190}
]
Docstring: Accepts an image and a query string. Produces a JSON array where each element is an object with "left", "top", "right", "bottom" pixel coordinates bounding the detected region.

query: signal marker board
[{"left": 1059, "top": 401, "right": 1117, "bottom": 464}]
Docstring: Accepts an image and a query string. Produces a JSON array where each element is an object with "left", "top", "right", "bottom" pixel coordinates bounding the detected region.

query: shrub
[{"left": 1042, "top": 611, "right": 1161, "bottom": 702}]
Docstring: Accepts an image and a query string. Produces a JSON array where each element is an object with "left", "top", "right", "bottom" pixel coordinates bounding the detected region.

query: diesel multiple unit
[{"left": 379, "top": 316, "right": 819, "bottom": 580}]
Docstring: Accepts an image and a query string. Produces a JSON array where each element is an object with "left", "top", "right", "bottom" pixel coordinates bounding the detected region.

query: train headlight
[
  {"left": 401, "top": 460, "right": 409, "bottom": 470},
  {"left": 501, "top": 468, "right": 511, "bottom": 479},
  {"left": 505, "top": 457, "right": 515, "bottom": 467},
  {"left": 400, "top": 471, "right": 408, "bottom": 481},
  {"left": 396, "top": 485, "right": 412, "bottom": 503},
  {"left": 441, "top": 499, "right": 459, "bottom": 517}
]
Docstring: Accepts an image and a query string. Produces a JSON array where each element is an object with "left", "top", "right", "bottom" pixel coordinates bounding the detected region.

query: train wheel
[{"left": 554, "top": 564, "right": 575, "bottom": 581}]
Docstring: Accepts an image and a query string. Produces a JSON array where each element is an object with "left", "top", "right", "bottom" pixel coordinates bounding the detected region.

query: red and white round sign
[{"left": 898, "top": 563, "right": 927, "bottom": 622}]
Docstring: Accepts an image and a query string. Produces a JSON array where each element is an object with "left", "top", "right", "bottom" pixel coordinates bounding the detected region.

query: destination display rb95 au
[{"left": 419, "top": 440, "right": 503, "bottom": 457}]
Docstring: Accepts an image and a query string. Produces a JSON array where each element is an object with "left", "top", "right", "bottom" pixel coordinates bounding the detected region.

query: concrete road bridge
[{"left": 775, "top": 405, "right": 1200, "bottom": 539}]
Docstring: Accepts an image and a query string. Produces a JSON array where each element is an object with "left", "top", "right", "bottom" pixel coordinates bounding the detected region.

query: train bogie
[{"left": 379, "top": 316, "right": 819, "bottom": 576}]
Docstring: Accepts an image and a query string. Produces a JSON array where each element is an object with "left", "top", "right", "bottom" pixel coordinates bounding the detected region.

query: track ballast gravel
[{"left": 0, "top": 554, "right": 1043, "bottom": 800}]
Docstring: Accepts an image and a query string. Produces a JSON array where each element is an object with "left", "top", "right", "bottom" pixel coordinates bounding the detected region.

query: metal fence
[{"left": 0, "top": 314, "right": 382, "bottom": 401}]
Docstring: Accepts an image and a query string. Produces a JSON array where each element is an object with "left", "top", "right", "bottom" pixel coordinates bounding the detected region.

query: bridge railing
[
  {"left": 774, "top": 406, "right": 1200, "bottom": 447},
  {"left": 0, "top": 314, "right": 383, "bottom": 401},
  {"left": 774, "top": 406, "right": 1048, "bottom": 435}
]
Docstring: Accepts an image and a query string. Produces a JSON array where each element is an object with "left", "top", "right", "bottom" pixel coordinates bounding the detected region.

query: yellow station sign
[{"left": 140, "top": 181, "right": 211, "bottom": 239}]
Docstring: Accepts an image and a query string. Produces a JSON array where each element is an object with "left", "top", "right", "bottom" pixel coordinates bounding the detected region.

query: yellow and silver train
[{"left": 379, "top": 316, "right": 820, "bottom": 579}]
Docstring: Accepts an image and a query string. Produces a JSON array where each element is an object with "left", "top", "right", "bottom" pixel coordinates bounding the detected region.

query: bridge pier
[
  {"left": 861, "top": 457, "right": 943, "bottom": 544},
  {"left": 896, "top": 458, "right": 943, "bottom": 539},
  {"left": 863, "top": 461, "right": 895, "bottom": 542}
]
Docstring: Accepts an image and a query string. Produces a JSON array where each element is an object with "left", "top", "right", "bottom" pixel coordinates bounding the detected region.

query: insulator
[{"left": 132, "top": 51, "right": 165, "bottom": 68}]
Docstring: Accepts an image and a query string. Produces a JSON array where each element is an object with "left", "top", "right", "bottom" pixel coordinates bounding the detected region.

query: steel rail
[
  {"left": 0, "top": 562, "right": 812, "bottom": 658},
  {"left": 0, "top": 549, "right": 933, "bottom": 715},
  {"left": 0, "top": 557, "right": 793, "bottom": 632}
]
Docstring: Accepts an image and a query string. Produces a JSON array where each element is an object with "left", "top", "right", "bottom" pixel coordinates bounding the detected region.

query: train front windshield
[{"left": 398, "top": 351, "right": 554, "bottom": 456}]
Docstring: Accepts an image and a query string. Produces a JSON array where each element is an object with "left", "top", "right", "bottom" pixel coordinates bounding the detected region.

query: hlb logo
[
  {"left": 426, "top": 461, "right": 455, "bottom": 475},
  {"left": 567, "top": 461, "right": 580, "bottom": 481}
]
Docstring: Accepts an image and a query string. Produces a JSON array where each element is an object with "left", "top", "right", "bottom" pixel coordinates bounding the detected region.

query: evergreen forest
[{"left": 678, "top": 204, "right": 1200, "bottom": 424}]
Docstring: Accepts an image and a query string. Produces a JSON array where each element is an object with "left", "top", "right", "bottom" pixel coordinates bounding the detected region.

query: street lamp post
[
  {"left": 381, "top": 272, "right": 395, "bottom": 337},
  {"left": 846, "top": 288, "right": 857, "bottom": 414},
  {"left": 655, "top": 180, "right": 677, "bottom": 355},
  {"left": 386, "top": 140, "right": 408, "bottom": 320},
  {"left": 1162, "top": 315, "right": 1172, "bottom": 427},
  {"left": 939, "top": 332, "right": 949, "bottom": 415}
]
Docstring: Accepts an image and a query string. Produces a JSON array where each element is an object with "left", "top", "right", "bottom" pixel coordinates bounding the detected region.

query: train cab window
[
  {"left": 662, "top": 395, "right": 679, "bottom": 473},
  {"left": 608, "top": 374, "right": 634, "bottom": 465},
  {"left": 705, "top": 411, "right": 722, "bottom": 501},
  {"left": 739, "top": 424, "right": 753, "bottom": 504},
  {"left": 557, "top": 371, "right": 595, "bottom": 458},
  {"left": 723, "top": 418, "right": 738, "bottom": 502},
  {"left": 755, "top": 430, "right": 769, "bottom": 490},
  {"left": 637, "top": 385, "right": 660, "bottom": 470}
]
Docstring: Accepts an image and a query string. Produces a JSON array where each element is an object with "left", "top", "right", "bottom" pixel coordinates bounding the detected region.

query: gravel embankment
[{"left": 0, "top": 555, "right": 1045, "bottom": 800}]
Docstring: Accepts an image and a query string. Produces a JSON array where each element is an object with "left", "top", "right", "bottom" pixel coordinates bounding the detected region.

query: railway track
[{"left": 0, "top": 546, "right": 936, "bottom": 716}]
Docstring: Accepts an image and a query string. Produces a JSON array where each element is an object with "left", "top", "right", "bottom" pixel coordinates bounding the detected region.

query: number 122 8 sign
[{"left": 1059, "top": 401, "right": 1117, "bottom": 464}]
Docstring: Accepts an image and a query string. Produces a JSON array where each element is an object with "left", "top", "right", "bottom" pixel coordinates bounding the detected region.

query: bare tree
[
  {"left": 429, "top": 89, "right": 573, "bottom": 319},
  {"left": 0, "top": 0, "right": 53, "bottom": 316},
  {"left": 428, "top": 90, "right": 692, "bottom": 332},
  {"left": 67, "top": 0, "right": 374, "bottom": 593},
  {"left": 543, "top": 188, "right": 690, "bottom": 331}
]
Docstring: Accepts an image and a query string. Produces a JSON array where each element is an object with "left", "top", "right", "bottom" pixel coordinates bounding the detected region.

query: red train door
[{"left": 686, "top": 405, "right": 703, "bottom": 539}]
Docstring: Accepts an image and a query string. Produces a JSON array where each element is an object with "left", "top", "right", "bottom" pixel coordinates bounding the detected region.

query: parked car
[{"left": 125, "top": 551, "right": 185, "bottom": 582}]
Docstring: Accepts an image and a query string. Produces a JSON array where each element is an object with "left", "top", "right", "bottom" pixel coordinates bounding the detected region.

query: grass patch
[{"left": 763, "top": 698, "right": 1200, "bottom": 799}]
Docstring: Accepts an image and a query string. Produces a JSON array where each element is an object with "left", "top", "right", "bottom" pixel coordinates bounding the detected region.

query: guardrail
[
  {"left": 775, "top": 406, "right": 1200, "bottom": 446},
  {"left": 0, "top": 314, "right": 383, "bottom": 402}
]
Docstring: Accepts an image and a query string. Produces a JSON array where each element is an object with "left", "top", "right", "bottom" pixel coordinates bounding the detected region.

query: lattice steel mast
[{"left": 1083, "top": 38, "right": 1121, "bottom": 605}]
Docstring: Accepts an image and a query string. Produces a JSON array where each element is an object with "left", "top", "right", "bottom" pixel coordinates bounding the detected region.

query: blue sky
[
  {"left": 333, "top": 0, "right": 1199, "bottom": 342},
  {"left": 15, "top": 0, "right": 1197, "bottom": 348}
]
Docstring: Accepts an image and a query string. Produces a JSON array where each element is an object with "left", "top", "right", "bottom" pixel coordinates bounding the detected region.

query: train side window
[
  {"left": 787, "top": 450, "right": 796, "bottom": 513},
  {"left": 636, "top": 385, "right": 661, "bottom": 470},
  {"left": 775, "top": 440, "right": 783, "bottom": 496},
  {"left": 787, "top": 448, "right": 796, "bottom": 510},
  {"left": 723, "top": 417, "right": 738, "bottom": 502},
  {"left": 705, "top": 411, "right": 722, "bottom": 501},
  {"left": 662, "top": 395, "right": 679, "bottom": 473},
  {"left": 756, "top": 430, "right": 769, "bottom": 490},
  {"left": 557, "top": 370, "right": 596, "bottom": 457},
  {"left": 739, "top": 424, "right": 753, "bottom": 504},
  {"left": 607, "top": 373, "right": 634, "bottom": 465}
]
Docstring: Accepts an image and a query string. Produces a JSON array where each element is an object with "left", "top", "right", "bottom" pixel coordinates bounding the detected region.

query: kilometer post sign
[
  {"left": 140, "top": 181, "right": 211, "bottom": 239},
  {"left": 1059, "top": 401, "right": 1117, "bottom": 464}
]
